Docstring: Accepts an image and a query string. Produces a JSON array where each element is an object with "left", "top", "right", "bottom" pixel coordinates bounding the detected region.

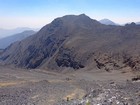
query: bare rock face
[
  {"left": 0, "top": 14, "right": 140, "bottom": 71},
  {"left": 55, "top": 48, "right": 85, "bottom": 69}
]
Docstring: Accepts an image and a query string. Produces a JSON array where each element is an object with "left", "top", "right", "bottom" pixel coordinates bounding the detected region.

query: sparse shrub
[{"left": 67, "top": 97, "right": 69, "bottom": 101}]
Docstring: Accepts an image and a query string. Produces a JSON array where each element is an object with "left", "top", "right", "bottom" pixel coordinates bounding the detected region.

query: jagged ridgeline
[{"left": 0, "top": 14, "right": 140, "bottom": 71}]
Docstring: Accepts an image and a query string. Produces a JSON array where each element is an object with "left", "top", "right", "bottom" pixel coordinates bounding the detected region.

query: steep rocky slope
[{"left": 0, "top": 14, "right": 140, "bottom": 71}]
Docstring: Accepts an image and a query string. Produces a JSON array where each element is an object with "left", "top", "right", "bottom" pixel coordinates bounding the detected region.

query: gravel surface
[
  {"left": 57, "top": 80, "right": 140, "bottom": 105},
  {"left": 0, "top": 66, "right": 140, "bottom": 105}
]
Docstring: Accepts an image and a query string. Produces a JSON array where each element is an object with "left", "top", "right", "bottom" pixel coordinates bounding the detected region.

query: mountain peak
[
  {"left": 78, "top": 14, "right": 91, "bottom": 19},
  {"left": 79, "top": 13, "right": 87, "bottom": 17},
  {"left": 125, "top": 22, "right": 137, "bottom": 27},
  {"left": 61, "top": 14, "right": 89, "bottom": 20},
  {"left": 1, "top": 14, "right": 140, "bottom": 71},
  {"left": 49, "top": 14, "right": 100, "bottom": 28},
  {"left": 99, "top": 19, "right": 117, "bottom": 25}
]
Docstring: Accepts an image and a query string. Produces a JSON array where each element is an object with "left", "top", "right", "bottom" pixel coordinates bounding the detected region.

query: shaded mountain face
[
  {"left": 0, "top": 14, "right": 140, "bottom": 71},
  {"left": 0, "top": 30, "right": 36, "bottom": 49},
  {"left": 0, "top": 49, "right": 3, "bottom": 55},
  {"left": 99, "top": 19, "right": 117, "bottom": 25}
]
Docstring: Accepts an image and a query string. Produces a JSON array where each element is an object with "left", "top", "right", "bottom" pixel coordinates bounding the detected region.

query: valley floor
[{"left": 0, "top": 66, "right": 140, "bottom": 105}]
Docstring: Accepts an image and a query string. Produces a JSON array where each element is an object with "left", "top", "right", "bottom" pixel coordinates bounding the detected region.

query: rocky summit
[{"left": 0, "top": 14, "right": 140, "bottom": 72}]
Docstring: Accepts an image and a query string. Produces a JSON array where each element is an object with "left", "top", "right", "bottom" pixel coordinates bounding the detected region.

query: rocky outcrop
[{"left": 55, "top": 48, "right": 85, "bottom": 69}]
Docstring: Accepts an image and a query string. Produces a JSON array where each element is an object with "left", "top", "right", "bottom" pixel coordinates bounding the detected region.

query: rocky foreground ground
[
  {"left": 0, "top": 66, "right": 140, "bottom": 105},
  {"left": 57, "top": 80, "right": 140, "bottom": 105}
]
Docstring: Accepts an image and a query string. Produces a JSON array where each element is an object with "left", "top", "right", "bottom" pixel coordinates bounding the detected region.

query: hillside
[
  {"left": 0, "top": 30, "right": 36, "bottom": 49},
  {"left": 0, "top": 14, "right": 140, "bottom": 71}
]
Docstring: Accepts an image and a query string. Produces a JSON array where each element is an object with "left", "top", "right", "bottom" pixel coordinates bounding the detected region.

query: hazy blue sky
[{"left": 0, "top": 0, "right": 140, "bottom": 29}]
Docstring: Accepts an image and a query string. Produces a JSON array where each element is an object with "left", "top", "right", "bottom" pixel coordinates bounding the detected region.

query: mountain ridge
[
  {"left": 136, "top": 22, "right": 140, "bottom": 24},
  {"left": 0, "top": 14, "right": 140, "bottom": 71},
  {"left": 0, "top": 27, "right": 38, "bottom": 39},
  {"left": 0, "top": 30, "right": 36, "bottom": 49}
]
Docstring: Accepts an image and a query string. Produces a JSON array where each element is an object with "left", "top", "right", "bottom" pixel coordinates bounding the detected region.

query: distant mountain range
[
  {"left": 0, "top": 14, "right": 140, "bottom": 72},
  {"left": 99, "top": 19, "right": 118, "bottom": 25},
  {"left": 0, "top": 27, "right": 38, "bottom": 39},
  {"left": 0, "top": 30, "right": 36, "bottom": 49},
  {"left": 99, "top": 19, "right": 140, "bottom": 26},
  {"left": 136, "top": 22, "right": 140, "bottom": 24}
]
